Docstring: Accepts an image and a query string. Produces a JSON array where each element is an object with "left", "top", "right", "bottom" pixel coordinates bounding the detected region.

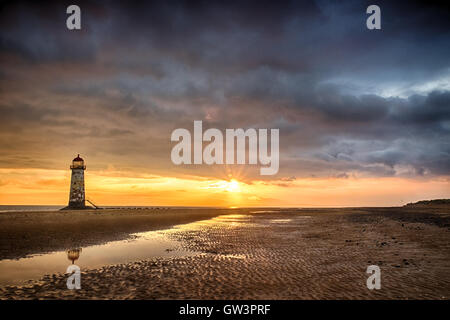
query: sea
[
  {"left": 0, "top": 205, "right": 64, "bottom": 213},
  {"left": 0, "top": 205, "right": 229, "bottom": 213}
]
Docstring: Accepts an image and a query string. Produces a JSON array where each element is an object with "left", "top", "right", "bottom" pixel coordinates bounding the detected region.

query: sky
[{"left": 0, "top": 0, "right": 449, "bottom": 207}]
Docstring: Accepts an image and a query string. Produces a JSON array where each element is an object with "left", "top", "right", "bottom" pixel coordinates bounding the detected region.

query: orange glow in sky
[{"left": 0, "top": 168, "right": 448, "bottom": 207}]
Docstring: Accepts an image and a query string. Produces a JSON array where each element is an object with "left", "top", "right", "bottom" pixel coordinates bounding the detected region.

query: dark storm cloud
[
  {"left": 392, "top": 91, "right": 450, "bottom": 125},
  {"left": 0, "top": 1, "right": 98, "bottom": 62},
  {"left": 0, "top": 0, "right": 449, "bottom": 179}
]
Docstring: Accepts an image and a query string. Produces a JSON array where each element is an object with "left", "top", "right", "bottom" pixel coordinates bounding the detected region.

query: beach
[
  {"left": 0, "top": 207, "right": 237, "bottom": 260},
  {"left": 0, "top": 206, "right": 449, "bottom": 299}
]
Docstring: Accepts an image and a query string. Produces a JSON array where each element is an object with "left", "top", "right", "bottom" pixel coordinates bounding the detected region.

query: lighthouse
[{"left": 66, "top": 154, "right": 87, "bottom": 209}]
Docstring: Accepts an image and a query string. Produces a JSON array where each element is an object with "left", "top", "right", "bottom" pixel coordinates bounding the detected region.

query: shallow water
[
  {"left": 0, "top": 230, "right": 191, "bottom": 286},
  {"left": 0, "top": 205, "right": 63, "bottom": 213},
  {"left": 0, "top": 214, "right": 252, "bottom": 286}
]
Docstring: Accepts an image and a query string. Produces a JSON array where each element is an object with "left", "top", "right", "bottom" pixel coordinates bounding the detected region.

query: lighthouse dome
[
  {"left": 71, "top": 154, "right": 86, "bottom": 170},
  {"left": 73, "top": 154, "right": 84, "bottom": 162}
]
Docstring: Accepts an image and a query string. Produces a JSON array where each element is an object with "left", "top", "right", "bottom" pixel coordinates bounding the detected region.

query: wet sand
[
  {"left": 0, "top": 206, "right": 449, "bottom": 299},
  {"left": 0, "top": 207, "right": 243, "bottom": 260}
]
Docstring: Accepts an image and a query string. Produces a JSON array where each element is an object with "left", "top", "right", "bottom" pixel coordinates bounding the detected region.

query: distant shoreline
[{"left": 1, "top": 199, "right": 448, "bottom": 212}]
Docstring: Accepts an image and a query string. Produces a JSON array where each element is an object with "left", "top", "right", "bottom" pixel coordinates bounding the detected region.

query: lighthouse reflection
[{"left": 67, "top": 248, "right": 82, "bottom": 264}]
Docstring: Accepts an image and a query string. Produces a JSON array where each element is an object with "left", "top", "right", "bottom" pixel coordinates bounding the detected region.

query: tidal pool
[
  {"left": 0, "top": 230, "right": 190, "bottom": 286},
  {"left": 0, "top": 214, "right": 253, "bottom": 286}
]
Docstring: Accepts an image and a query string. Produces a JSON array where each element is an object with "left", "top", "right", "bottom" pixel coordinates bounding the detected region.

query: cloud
[{"left": 0, "top": 0, "right": 449, "bottom": 182}]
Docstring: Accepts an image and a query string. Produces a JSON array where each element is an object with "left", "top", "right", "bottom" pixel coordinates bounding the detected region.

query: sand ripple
[{"left": 1, "top": 210, "right": 449, "bottom": 299}]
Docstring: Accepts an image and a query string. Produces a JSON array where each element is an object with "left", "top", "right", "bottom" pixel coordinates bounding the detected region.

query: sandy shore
[{"left": 0, "top": 206, "right": 449, "bottom": 299}]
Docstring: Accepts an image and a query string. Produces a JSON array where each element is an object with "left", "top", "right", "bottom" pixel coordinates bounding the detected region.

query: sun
[
  {"left": 226, "top": 179, "right": 241, "bottom": 192},
  {"left": 206, "top": 178, "right": 242, "bottom": 193}
]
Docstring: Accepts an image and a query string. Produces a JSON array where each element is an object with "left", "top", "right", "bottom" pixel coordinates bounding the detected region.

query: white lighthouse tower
[{"left": 65, "top": 154, "right": 87, "bottom": 209}]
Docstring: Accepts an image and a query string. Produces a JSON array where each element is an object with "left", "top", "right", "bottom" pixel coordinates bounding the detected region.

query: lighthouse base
[{"left": 60, "top": 204, "right": 94, "bottom": 210}]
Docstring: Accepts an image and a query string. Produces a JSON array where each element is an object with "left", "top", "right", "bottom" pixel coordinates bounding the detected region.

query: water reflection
[
  {"left": 67, "top": 248, "right": 82, "bottom": 264},
  {"left": 170, "top": 214, "right": 251, "bottom": 231},
  {"left": 0, "top": 231, "right": 193, "bottom": 286}
]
